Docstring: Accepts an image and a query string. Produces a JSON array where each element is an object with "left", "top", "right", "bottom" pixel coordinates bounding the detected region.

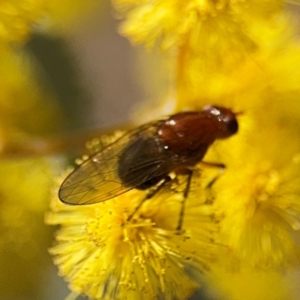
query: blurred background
[{"left": 0, "top": 1, "right": 160, "bottom": 299}]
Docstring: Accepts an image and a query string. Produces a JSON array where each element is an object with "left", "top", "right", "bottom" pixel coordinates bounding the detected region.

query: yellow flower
[
  {"left": 0, "top": 0, "right": 101, "bottom": 45},
  {"left": 0, "top": 0, "right": 45, "bottom": 45},
  {"left": 214, "top": 134, "right": 300, "bottom": 267},
  {"left": 114, "top": 0, "right": 283, "bottom": 49},
  {"left": 207, "top": 267, "right": 294, "bottom": 300},
  {"left": 47, "top": 136, "right": 221, "bottom": 300},
  {"left": 114, "top": 0, "right": 292, "bottom": 106}
]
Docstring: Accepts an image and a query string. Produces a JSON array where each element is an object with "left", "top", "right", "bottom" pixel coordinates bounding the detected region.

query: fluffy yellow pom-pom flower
[
  {"left": 114, "top": 0, "right": 284, "bottom": 49},
  {"left": 47, "top": 135, "right": 223, "bottom": 300},
  {"left": 213, "top": 107, "right": 300, "bottom": 268}
]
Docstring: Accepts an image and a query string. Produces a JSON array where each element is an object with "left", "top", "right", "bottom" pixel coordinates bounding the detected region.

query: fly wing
[{"left": 59, "top": 122, "right": 178, "bottom": 205}]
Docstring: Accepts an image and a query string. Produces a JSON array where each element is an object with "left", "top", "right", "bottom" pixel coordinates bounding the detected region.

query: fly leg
[
  {"left": 201, "top": 161, "right": 225, "bottom": 189},
  {"left": 200, "top": 161, "right": 225, "bottom": 204},
  {"left": 126, "top": 176, "right": 172, "bottom": 223},
  {"left": 176, "top": 169, "right": 193, "bottom": 232}
]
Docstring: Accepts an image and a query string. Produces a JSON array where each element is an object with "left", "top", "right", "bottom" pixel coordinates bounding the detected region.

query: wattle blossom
[{"left": 47, "top": 1, "right": 300, "bottom": 299}]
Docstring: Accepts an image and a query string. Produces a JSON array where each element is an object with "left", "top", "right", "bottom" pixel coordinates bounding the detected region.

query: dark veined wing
[{"left": 59, "top": 122, "right": 180, "bottom": 205}]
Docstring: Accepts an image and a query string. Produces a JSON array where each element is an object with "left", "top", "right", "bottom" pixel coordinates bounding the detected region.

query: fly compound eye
[{"left": 227, "top": 118, "right": 238, "bottom": 135}]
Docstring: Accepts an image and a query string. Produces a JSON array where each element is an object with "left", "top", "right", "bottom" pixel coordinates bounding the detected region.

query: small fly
[{"left": 59, "top": 105, "right": 239, "bottom": 230}]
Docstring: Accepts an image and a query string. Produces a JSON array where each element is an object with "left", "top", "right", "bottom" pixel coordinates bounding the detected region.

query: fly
[{"left": 59, "top": 105, "right": 239, "bottom": 230}]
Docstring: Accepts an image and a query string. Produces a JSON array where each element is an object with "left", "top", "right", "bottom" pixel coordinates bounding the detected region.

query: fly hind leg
[{"left": 176, "top": 169, "right": 193, "bottom": 232}]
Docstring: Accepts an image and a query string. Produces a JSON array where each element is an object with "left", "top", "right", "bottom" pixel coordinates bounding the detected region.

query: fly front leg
[
  {"left": 200, "top": 161, "right": 225, "bottom": 189},
  {"left": 126, "top": 176, "right": 172, "bottom": 223},
  {"left": 200, "top": 161, "right": 226, "bottom": 204}
]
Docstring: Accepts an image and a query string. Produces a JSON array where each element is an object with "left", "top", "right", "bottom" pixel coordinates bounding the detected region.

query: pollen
[{"left": 47, "top": 169, "right": 219, "bottom": 300}]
